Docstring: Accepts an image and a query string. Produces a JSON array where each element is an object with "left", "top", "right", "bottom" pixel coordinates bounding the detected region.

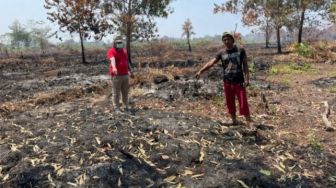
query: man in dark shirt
[{"left": 195, "top": 32, "right": 252, "bottom": 128}]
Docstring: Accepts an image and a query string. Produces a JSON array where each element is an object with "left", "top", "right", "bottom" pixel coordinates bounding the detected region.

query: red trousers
[{"left": 223, "top": 82, "right": 250, "bottom": 116}]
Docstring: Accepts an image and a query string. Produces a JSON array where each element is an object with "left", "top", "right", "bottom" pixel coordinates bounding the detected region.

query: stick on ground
[{"left": 322, "top": 101, "right": 335, "bottom": 132}]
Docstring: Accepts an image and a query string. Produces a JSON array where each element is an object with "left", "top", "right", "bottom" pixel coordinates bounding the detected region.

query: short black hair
[{"left": 222, "top": 32, "right": 235, "bottom": 43}]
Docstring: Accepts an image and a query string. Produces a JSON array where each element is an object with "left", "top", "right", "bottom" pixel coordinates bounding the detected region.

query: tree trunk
[
  {"left": 276, "top": 26, "right": 282, "bottom": 54},
  {"left": 298, "top": 9, "right": 305, "bottom": 43},
  {"left": 5, "top": 48, "right": 9, "bottom": 58},
  {"left": 79, "top": 32, "right": 86, "bottom": 64},
  {"left": 126, "top": 0, "right": 133, "bottom": 66},
  {"left": 187, "top": 35, "right": 192, "bottom": 52},
  {"left": 265, "top": 20, "right": 270, "bottom": 48}
]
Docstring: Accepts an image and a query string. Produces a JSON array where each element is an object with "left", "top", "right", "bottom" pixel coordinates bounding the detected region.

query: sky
[{"left": 0, "top": 0, "right": 250, "bottom": 42}]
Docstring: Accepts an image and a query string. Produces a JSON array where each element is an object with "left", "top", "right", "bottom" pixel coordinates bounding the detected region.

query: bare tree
[{"left": 182, "top": 18, "right": 195, "bottom": 52}]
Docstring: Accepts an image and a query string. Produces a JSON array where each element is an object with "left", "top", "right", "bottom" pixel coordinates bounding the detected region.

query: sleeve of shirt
[
  {"left": 107, "top": 48, "right": 116, "bottom": 59},
  {"left": 215, "top": 50, "right": 222, "bottom": 61}
]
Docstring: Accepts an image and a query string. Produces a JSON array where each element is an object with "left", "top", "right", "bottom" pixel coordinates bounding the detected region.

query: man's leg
[
  {"left": 112, "top": 77, "right": 122, "bottom": 111},
  {"left": 120, "top": 75, "right": 130, "bottom": 110},
  {"left": 235, "top": 83, "right": 252, "bottom": 127},
  {"left": 224, "top": 82, "right": 237, "bottom": 124}
]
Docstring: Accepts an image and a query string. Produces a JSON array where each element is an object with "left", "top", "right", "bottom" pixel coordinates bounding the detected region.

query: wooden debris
[
  {"left": 321, "top": 101, "right": 334, "bottom": 131},
  {"left": 260, "top": 92, "right": 269, "bottom": 111}
]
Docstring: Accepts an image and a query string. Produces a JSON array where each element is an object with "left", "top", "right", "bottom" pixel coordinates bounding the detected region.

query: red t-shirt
[{"left": 106, "top": 48, "right": 129, "bottom": 77}]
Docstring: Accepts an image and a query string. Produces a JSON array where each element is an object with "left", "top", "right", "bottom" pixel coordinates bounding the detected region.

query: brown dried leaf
[
  {"left": 161, "top": 155, "right": 169, "bottom": 160},
  {"left": 191, "top": 173, "right": 204, "bottom": 178},
  {"left": 95, "top": 137, "right": 101, "bottom": 145},
  {"left": 274, "top": 164, "right": 286, "bottom": 174},
  {"left": 237, "top": 179, "right": 249, "bottom": 188},
  {"left": 164, "top": 175, "right": 176, "bottom": 182},
  {"left": 182, "top": 169, "right": 193, "bottom": 176},
  {"left": 199, "top": 147, "right": 205, "bottom": 163}
]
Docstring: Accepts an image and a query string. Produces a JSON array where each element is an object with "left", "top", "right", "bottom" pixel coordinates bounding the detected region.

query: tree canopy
[
  {"left": 44, "top": 0, "right": 113, "bottom": 63},
  {"left": 102, "top": 0, "right": 174, "bottom": 62}
]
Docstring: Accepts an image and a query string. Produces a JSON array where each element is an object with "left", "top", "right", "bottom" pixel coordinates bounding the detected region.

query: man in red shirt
[
  {"left": 107, "top": 36, "right": 134, "bottom": 112},
  {"left": 195, "top": 32, "right": 252, "bottom": 128}
]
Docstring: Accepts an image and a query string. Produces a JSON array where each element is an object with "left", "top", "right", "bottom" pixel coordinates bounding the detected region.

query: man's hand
[
  {"left": 112, "top": 69, "right": 118, "bottom": 75},
  {"left": 195, "top": 71, "right": 201, "bottom": 79},
  {"left": 242, "top": 81, "right": 250, "bottom": 87}
]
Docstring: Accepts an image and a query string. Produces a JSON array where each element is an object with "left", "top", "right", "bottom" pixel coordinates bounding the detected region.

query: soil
[{"left": 0, "top": 45, "right": 335, "bottom": 188}]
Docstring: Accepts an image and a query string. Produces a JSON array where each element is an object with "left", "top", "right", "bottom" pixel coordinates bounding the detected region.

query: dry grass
[
  {"left": 0, "top": 85, "right": 107, "bottom": 114},
  {"left": 131, "top": 67, "right": 196, "bottom": 87},
  {"left": 40, "top": 57, "right": 57, "bottom": 64},
  {"left": 286, "top": 41, "right": 336, "bottom": 63}
]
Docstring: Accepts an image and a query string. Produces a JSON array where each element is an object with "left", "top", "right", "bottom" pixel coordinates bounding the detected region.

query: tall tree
[
  {"left": 44, "top": 0, "right": 112, "bottom": 63},
  {"left": 102, "top": 0, "right": 173, "bottom": 64},
  {"left": 215, "top": 0, "right": 292, "bottom": 53},
  {"left": 328, "top": 0, "right": 336, "bottom": 23},
  {"left": 288, "top": 0, "right": 327, "bottom": 43},
  {"left": 214, "top": 0, "right": 273, "bottom": 48},
  {"left": 182, "top": 18, "right": 195, "bottom": 52}
]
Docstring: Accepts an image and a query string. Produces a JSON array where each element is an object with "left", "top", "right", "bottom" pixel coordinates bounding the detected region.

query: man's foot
[
  {"left": 231, "top": 115, "right": 237, "bottom": 125},
  {"left": 232, "top": 119, "right": 238, "bottom": 125}
]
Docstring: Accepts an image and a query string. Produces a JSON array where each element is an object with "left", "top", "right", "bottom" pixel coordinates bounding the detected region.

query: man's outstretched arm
[{"left": 195, "top": 58, "right": 219, "bottom": 79}]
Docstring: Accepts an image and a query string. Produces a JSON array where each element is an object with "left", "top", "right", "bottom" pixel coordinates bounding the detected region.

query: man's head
[
  {"left": 222, "top": 32, "right": 235, "bottom": 48},
  {"left": 113, "top": 36, "right": 124, "bottom": 49}
]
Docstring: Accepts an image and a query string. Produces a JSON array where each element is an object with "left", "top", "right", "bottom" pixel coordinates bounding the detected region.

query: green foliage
[
  {"left": 308, "top": 132, "right": 323, "bottom": 151},
  {"left": 28, "top": 20, "right": 55, "bottom": 53},
  {"left": 7, "top": 20, "right": 32, "bottom": 49},
  {"left": 248, "top": 57, "right": 255, "bottom": 73},
  {"left": 293, "top": 42, "right": 313, "bottom": 58},
  {"left": 327, "top": 86, "right": 336, "bottom": 93},
  {"left": 270, "top": 61, "right": 312, "bottom": 75},
  {"left": 329, "top": 1, "right": 336, "bottom": 23},
  {"left": 212, "top": 95, "right": 224, "bottom": 107},
  {"left": 259, "top": 169, "right": 272, "bottom": 176}
]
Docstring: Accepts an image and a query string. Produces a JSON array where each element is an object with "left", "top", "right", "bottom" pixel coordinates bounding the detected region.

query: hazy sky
[{"left": 0, "top": 0, "right": 250, "bottom": 41}]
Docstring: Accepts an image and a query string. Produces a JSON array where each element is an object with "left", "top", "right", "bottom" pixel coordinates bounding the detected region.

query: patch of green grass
[
  {"left": 308, "top": 132, "right": 323, "bottom": 152},
  {"left": 281, "top": 78, "right": 290, "bottom": 86},
  {"left": 327, "top": 86, "right": 336, "bottom": 93},
  {"left": 212, "top": 95, "right": 224, "bottom": 107},
  {"left": 293, "top": 42, "right": 313, "bottom": 58},
  {"left": 270, "top": 62, "right": 313, "bottom": 75},
  {"left": 248, "top": 60, "right": 255, "bottom": 73},
  {"left": 269, "top": 105, "right": 278, "bottom": 115}
]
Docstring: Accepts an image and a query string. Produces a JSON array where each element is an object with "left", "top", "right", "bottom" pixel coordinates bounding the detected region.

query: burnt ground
[{"left": 0, "top": 48, "right": 336, "bottom": 188}]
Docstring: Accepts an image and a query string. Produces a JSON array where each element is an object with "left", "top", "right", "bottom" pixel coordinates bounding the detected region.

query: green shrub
[
  {"left": 308, "top": 133, "right": 323, "bottom": 151},
  {"left": 212, "top": 95, "right": 224, "bottom": 106},
  {"left": 270, "top": 61, "right": 312, "bottom": 75},
  {"left": 293, "top": 42, "right": 313, "bottom": 58}
]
